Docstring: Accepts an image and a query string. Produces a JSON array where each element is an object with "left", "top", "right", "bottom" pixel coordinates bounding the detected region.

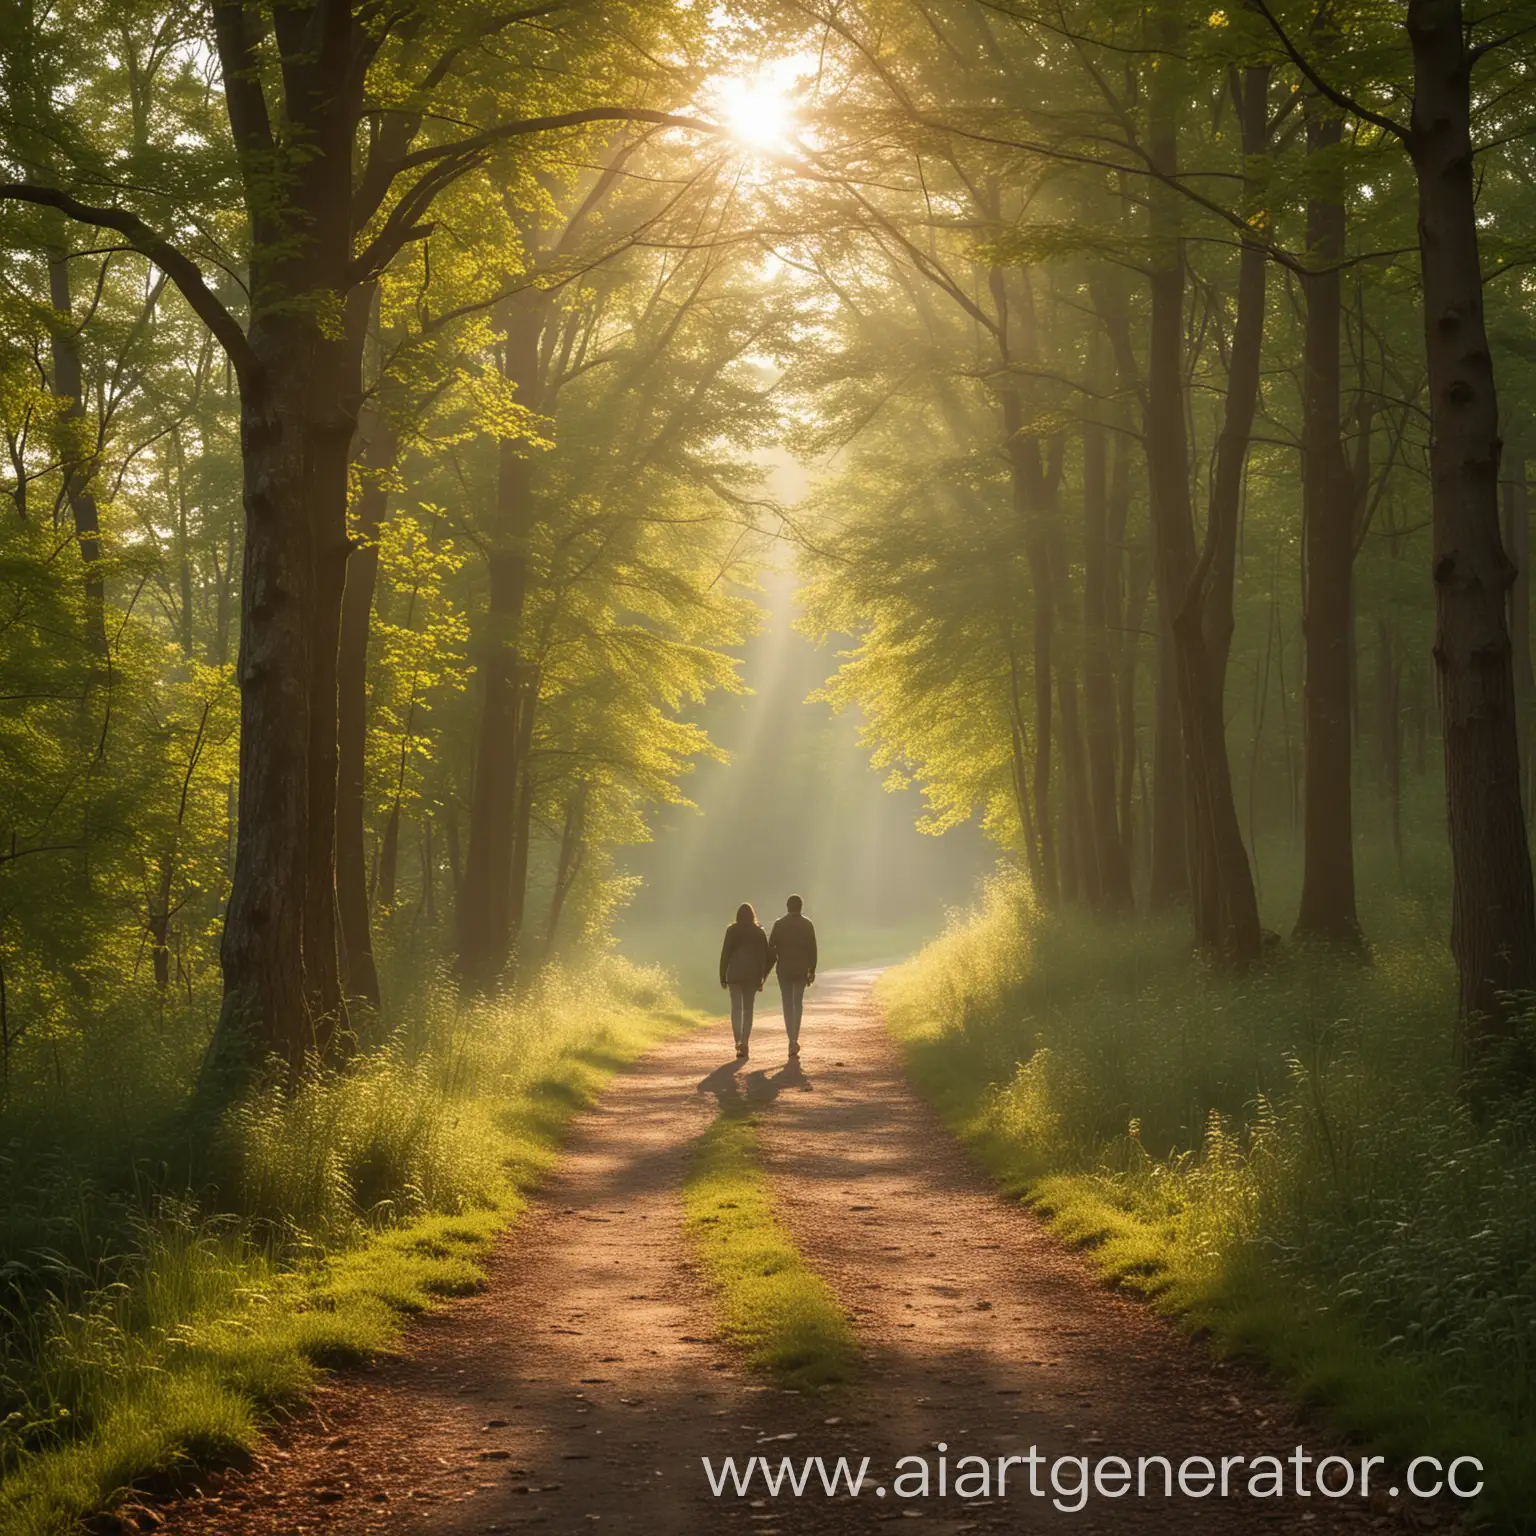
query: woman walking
[{"left": 719, "top": 902, "right": 773, "bottom": 1059}]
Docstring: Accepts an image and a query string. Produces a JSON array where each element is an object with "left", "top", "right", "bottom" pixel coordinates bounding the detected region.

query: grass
[
  {"left": 683, "top": 1107, "right": 857, "bottom": 1390},
  {"left": 879, "top": 852, "right": 1536, "bottom": 1534},
  {"left": 0, "top": 958, "right": 694, "bottom": 1536}
]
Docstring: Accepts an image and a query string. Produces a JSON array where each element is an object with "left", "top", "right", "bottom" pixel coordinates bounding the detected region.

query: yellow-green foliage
[
  {"left": 881, "top": 865, "right": 1536, "bottom": 1530},
  {"left": 684, "top": 1110, "right": 857, "bottom": 1391},
  {"left": 0, "top": 960, "right": 692, "bottom": 1536}
]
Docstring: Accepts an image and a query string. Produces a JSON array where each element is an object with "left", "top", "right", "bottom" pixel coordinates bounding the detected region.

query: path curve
[{"left": 158, "top": 971, "right": 1440, "bottom": 1536}]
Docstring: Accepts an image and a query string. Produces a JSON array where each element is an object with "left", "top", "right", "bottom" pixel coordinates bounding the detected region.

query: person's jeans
[
  {"left": 779, "top": 977, "right": 807, "bottom": 1045},
  {"left": 729, "top": 982, "right": 756, "bottom": 1049}
]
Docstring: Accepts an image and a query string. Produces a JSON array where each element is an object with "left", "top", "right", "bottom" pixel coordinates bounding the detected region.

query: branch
[
  {"left": 1248, "top": 0, "right": 1409, "bottom": 142},
  {"left": 0, "top": 184, "right": 258, "bottom": 389},
  {"left": 389, "top": 107, "right": 725, "bottom": 177},
  {"left": 210, "top": 0, "right": 276, "bottom": 173}
]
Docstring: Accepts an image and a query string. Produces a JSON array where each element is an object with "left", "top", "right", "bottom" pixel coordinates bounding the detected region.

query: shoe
[
  {"left": 736, "top": 1044, "right": 748, "bottom": 1059},
  {"left": 788, "top": 1043, "right": 800, "bottom": 1058}
]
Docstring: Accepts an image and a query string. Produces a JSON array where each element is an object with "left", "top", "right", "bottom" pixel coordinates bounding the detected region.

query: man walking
[{"left": 767, "top": 895, "right": 817, "bottom": 1058}]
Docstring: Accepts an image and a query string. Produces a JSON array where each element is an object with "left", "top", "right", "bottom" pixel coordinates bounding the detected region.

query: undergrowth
[
  {"left": 683, "top": 1108, "right": 856, "bottom": 1390},
  {"left": 880, "top": 851, "right": 1536, "bottom": 1533},
  {"left": 0, "top": 958, "right": 691, "bottom": 1535}
]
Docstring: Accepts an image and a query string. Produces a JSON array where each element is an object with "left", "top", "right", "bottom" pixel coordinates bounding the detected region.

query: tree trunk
[
  {"left": 1115, "top": 420, "right": 1147, "bottom": 892},
  {"left": 376, "top": 799, "right": 401, "bottom": 914},
  {"left": 1082, "top": 408, "right": 1133, "bottom": 906},
  {"left": 1295, "top": 86, "right": 1362, "bottom": 942},
  {"left": 505, "top": 672, "right": 541, "bottom": 973},
  {"left": 1168, "top": 61, "right": 1268, "bottom": 965},
  {"left": 458, "top": 545, "right": 530, "bottom": 990},
  {"left": 544, "top": 781, "right": 589, "bottom": 950},
  {"left": 1007, "top": 654, "right": 1047, "bottom": 893},
  {"left": 1378, "top": 616, "right": 1404, "bottom": 862},
  {"left": 217, "top": 324, "right": 322, "bottom": 1072},
  {"left": 1144, "top": 14, "right": 1194, "bottom": 909},
  {"left": 46, "top": 246, "right": 107, "bottom": 655},
  {"left": 990, "top": 264, "right": 1062, "bottom": 906},
  {"left": 1502, "top": 439, "right": 1532, "bottom": 816},
  {"left": 335, "top": 318, "right": 395, "bottom": 1008},
  {"left": 458, "top": 292, "right": 548, "bottom": 990},
  {"left": 203, "top": 0, "right": 372, "bottom": 1077},
  {"left": 214, "top": 34, "right": 366, "bottom": 1070},
  {"left": 150, "top": 858, "right": 173, "bottom": 991},
  {"left": 1053, "top": 528, "right": 1100, "bottom": 905},
  {"left": 998, "top": 391, "right": 1059, "bottom": 905},
  {"left": 303, "top": 438, "right": 352, "bottom": 1053},
  {"left": 1407, "top": 0, "right": 1536, "bottom": 1041},
  {"left": 421, "top": 819, "right": 437, "bottom": 927},
  {"left": 1205, "top": 64, "right": 1271, "bottom": 699}
]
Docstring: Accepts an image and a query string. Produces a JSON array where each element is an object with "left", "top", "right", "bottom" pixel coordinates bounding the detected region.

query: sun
[{"left": 709, "top": 63, "right": 805, "bottom": 156}]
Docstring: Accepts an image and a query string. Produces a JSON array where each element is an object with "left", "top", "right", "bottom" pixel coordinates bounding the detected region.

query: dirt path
[{"left": 159, "top": 972, "right": 1438, "bottom": 1536}]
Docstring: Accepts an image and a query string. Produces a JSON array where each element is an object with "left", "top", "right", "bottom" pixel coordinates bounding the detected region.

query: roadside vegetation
[
  {"left": 0, "top": 961, "right": 690, "bottom": 1536},
  {"left": 684, "top": 1109, "right": 857, "bottom": 1390},
  {"left": 882, "top": 845, "right": 1536, "bottom": 1530}
]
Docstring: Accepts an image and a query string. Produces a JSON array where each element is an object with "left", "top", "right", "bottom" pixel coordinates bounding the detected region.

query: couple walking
[{"left": 718, "top": 895, "right": 817, "bottom": 1060}]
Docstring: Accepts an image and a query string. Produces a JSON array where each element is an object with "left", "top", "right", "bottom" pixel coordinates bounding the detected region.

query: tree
[
  {"left": 1261, "top": 0, "right": 1536, "bottom": 1038},
  {"left": 1, "top": 0, "right": 724, "bottom": 1070}
]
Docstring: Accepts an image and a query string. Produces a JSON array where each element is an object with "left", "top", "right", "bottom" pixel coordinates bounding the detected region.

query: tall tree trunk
[
  {"left": 1082, "top": 408, "right": 1133, "bottom": 906},
  {"left": 1502, "top": 439, "right": 1532, "bottom": 816},
  {"left": 150, "top": 859, "right": 173, "bottom": 991},
  {"left": 214, "top": 3, "right": 365, "bottom": 1073},
  {"left": 1053, "top": 526, "right": 1100, "bottom": 904},
  {"left": 1295, "top": 83, "right": 1362, "bottom": 942},
  {"left": 1089, "top": 273, "right": 1145, "bottom": 896},
  {"left": 217, "top": 325, "right": 322, "bottom": 1071},
  {"left": 172, "top": 427, "right": 195, "bottom": 658},
  {"left": 1204, "top": 64, "right": 1271, "bottom": 699},
  {"left": 1007, "top": 652, "right": 1047, "bottom": 894},
  {"left": 505, "top": 672, "right": 541, "bottom": 973},
  {"left": 997, "top": 391, "right": 1059, "bottom": 905},
  {"left": 1378, "top": 616, "right": 1404, "bottom": 862},
  {"left": 458, "top": 545, "right": 530, "bottom": 990},
  {"left": 1407, "top": 0, "right": 1536, "bottom": 1041},
  {"left": 458, "top": 293, "right": 547, "bottom": 990},
  {"left": 544, "top": 781, "right": 589, "bottom": 950},
  {"left": 335, "top": 309, "right": 395, "bottom": 1008},
  {"left": 46, "top": 246, "right": 107, "bottom": 655},
  {"left": 304, "top": 434, "right": 353, "bottom": 1053},
  {"left": 1027, "top": 525, "right": 1058, "bottom": 905},
  {"left": 420, "top": 820, "right": 437, "bottom": 927},
  {"left": 1169, "top": 62, "right": 1269, "bottom": 965},
  {"left": 376, "top": 799, "right": 402, "bottom": 914},
  {"left": 990, "top": 265, "right": 1061, "bottom": 905},
  {"left": 1114, "top": 413, "right": 1147, "bottom": 894},
  {"left": 1144, "top": 18, "right": 1195, "bottom": 910}
]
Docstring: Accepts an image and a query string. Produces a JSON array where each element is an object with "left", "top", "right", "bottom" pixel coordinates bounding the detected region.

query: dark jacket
[
  {"left": 720, "top": 921, "right": 772, "bottom": 988},
  {"left": 768, "top": 912, "right": 817, "bottom": 981}
]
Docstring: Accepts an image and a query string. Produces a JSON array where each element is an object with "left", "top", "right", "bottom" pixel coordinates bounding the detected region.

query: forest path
[{"left": 160, "top": 972, "right": 1421, "bottom": 1536}]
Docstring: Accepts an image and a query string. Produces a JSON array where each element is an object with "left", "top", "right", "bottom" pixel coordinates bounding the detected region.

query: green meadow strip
[
  {"left": 683, "top": 1109, "right": 857, "bottom": 1391},
  {"left": 880, "top": 972, "right": 1536, "bottom": 1532},
  {"left": 0, "top": 1000, "right": 695, "bottom": 1536}
]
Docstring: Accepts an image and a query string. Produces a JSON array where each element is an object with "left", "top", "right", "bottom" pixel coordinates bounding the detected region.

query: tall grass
[
  {"left": 0, "top": 958, "right": 687, "bottom": 1534},
  {"left": 881, "top": 854, "right": 1536, "bottom": 1530}
]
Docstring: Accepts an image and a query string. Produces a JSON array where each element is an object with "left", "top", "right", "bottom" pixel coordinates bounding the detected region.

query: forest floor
[{"left": 151, "top": 973, "right": 1453, "bottom": 1536}]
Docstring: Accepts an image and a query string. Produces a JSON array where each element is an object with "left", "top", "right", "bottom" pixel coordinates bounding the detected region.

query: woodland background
[{"left": 2, "top": 0, "right": 1536, "bottom": 1530}]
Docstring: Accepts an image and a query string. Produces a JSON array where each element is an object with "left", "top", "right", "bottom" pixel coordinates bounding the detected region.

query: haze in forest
[
  {"left": 3, "top": 1, "right": 1536, "bottom": 1528},
  {"left": 620, "top": 457, "right": 990, "bottom": 996}
]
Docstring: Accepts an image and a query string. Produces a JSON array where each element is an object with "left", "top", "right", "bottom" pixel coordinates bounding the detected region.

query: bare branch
[{"left": 0, "top": 184, "right": 258, "bottom": 388}]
